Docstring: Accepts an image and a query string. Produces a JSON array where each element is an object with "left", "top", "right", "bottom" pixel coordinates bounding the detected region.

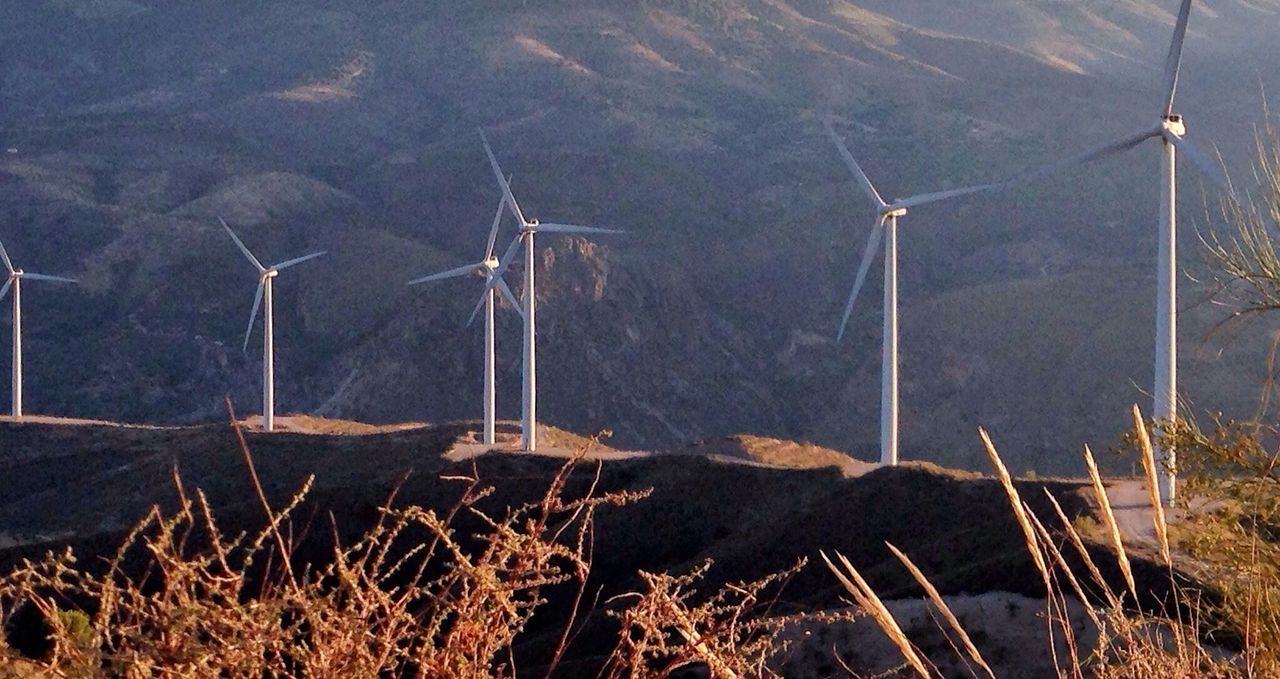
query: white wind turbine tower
[
  {"left": 0, "top": 240, "right": 77, "bottom": 419},
  {"left": 478, "top": 130, "right": 622, "bottom": 453},
  {"left": 1002, "top": 0, "right": 1232, "bottom": 505},
  {"left": 219, "top": 218, "right": 326, "bottom": 432},
  {"left": 408, "top": 191, "right": 524, "bottom": 446},
  {"left": 823, "top": 117, "right": 1008, "bottom": 467}
]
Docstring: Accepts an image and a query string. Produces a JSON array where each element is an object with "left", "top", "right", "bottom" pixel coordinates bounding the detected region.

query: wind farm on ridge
[
  {"left": 0, "top": 0, "right": 1251, "bottom": 507},
  {"left": 3, "top": 0, "right": 1280, "bottom": 674}
]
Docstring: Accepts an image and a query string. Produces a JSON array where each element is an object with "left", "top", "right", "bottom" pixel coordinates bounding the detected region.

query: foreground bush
[
  {"left": 0, "top": 416, "right": 836, "bottom": 677},
  {"left": 1, "top": 409, "right": 1262, "bottom": 678}
]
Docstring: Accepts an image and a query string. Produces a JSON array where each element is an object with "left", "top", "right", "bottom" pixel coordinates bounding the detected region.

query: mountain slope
[{"left": 0, "top": 0, "right": 1278, "bottom": 473}]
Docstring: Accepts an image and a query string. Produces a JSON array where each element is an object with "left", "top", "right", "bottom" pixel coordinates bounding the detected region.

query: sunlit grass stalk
[
  {"left": 979, "top": 428, "right": 1052, "bottom": 588},
  {"left": 1083, "top": 445, "right": 1138, "bottom": 603},
  {"left": 820, "top": 550, "right": 933, "bottom": 678},
  {"left": 1024, "top": 501, "right": 1104, "bottom": 630},
  {"left": 1043, "top": 490, "right": 1121, "bottom": 610},
  {"left": 885, "top": 542, "right": 996, "bottom": 679},
  {"left": 1132, "top": 405, "right": 1172, "bottom": 566}
]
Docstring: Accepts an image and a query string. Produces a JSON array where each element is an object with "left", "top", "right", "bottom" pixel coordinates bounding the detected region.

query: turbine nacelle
[
  {"left": 1161, "top": 115, "right": 1186, "bottom": 138},
  {"left": 218, "top": 218, "right": 325, "bottom": 354},
  {"left": 824, "top": 116, "right": 1005, "bottom": 343}
]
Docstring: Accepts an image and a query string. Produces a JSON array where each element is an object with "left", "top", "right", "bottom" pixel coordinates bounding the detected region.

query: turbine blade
[
  {"left": 0, "top": 240, "right": 12, "bottom": 274},
  {"left": 493, "top": 236, "right": 523, "bottom": 277},
  {"left": 1161, "top": 0, "right": 1193, "bottom": 116},
  {"left": 495, "top": 276, "right": 522, "bottom": 315},
  {"left": 1003, "top": 125, "right": 1162, "bottom": 189},
  {"left": 484, "top": 177, "right": 511, "bottom": 260},
  {"left": 219, "top": 217, "right": 266, "bottom": 272},
  {"left": 1161, "top": 134, "right": 1279, "bottom": 232},
  {"left": 0, "top": 279, "right": 10, "bottom": 302},
  {"left": 536, "top": 222, "right": 622, "bottom": 236},
  {"left": 465, "top": 291, "right": 488, "bottom": 327},
  {"left": 407, "top": 262, "right": 482, "bottom": 286},
  {"left": 479, "top": 130, "right": 530, "bottom": 226},
  {"left": 272, "top": 251, "right": 326, "bottom": 271},
  {"left": 837, "top": 218, "right": 886, "bottom": 342},
  {"left": 243, "top": 280, "right": 264, "bottom": 353},
  {"left": 890, "top": 183, "right": 1004, "bottom": 211},
  {"left": 823, "top": 116, "right": 887, "bottom": 208},
  {"left": 20, "top": 273, "right": 77, "bottom": 284},
  {"left": 1164, "top": 132, "right": 1229, "bottom": 191}
]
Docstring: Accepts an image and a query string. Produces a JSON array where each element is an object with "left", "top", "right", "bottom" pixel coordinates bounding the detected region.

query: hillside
[
  {"left": 0, "top": 416, "right": 1196, "bottom": 674},
  {"left": 0, "top": 415, "right": 1179, "bottom": 608},
  {"left": 0, "top": 1, "right": 1278, "bottom": 474}
]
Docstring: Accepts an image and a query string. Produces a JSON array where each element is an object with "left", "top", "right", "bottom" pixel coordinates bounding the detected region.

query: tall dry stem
[
  {"left": 821, "top": 550, "right": 933, "bottom": 678},
  {"left": 1083, "top": 445, "right": 1138, "bottom": 603},
  {"left": 1132, "top": 405, "right": 1172, "bottom": 566},
  {"left": 979, "top": 429, "right": 1051, "bottom": 588},
  {"left": 885, "top": 542, "right": 996, "bottom": 679},
  {"left": 1043, "top": 490, "right": 1121, "bottom": 610},
  {"left": 1024, "top": 502, "right": 1104, "bottom": 630}
]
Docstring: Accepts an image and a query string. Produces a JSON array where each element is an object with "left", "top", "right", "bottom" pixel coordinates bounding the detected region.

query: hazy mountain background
[{"left": 2, "top": 0, "right": 1279, "bottom": 474}]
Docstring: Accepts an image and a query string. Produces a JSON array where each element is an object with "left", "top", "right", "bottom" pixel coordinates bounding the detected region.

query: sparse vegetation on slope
[
  {"left": 0, "top": 421, "right": 859, "bottom": 677},
  {"left": 0, "top": 409, "right": 1261, "bottom": 677},
  {"left": 0, "top": 1, "right": 1277, "bottom": 474}
]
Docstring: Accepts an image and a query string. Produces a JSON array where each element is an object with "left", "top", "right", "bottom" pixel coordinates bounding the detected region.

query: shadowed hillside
[
  {"left": 0, "top": 1, "right": 1278, "bottom": 474},
  {"left": 0, "top": 417, "right": 1198, "bottom": 673},
  {"left": 0, "top": 416, "right": 1173, "bottom": 605}
]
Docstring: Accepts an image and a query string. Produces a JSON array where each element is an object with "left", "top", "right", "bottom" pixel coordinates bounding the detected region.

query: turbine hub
[
  {"left": 1162, "top": 115, "right": 1186, "bottom": 137},
  {"left": 483, "top": 257, "right": 500, "bottom": 270}
]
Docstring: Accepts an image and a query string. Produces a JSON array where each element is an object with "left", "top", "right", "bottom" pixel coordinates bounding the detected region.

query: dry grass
[
  {"left": 0, "top": 406, "right": 841, "bottom": 678},
  {"left": 0, "top": 405, "right": 1268, "bottom": 677},
  {"left": 600, "top": 560, "right": 849, "bottom": 679},
  {"left": 0, "top": 407, "right": 1251, "bottom": 677},
  {"left": 884, "top": 542, "right": 996, "bottom": 679},
  {"left": 979, "top": 428, "right": 1050, "bottom": 587},
  {"left": 825, "top": 409, "right": 1246, "bottom": 678},
  {"left": 1082, "top": 445, "right": 1138, "bottom": 603},
  {"left": 679, "top": 435, "right": 873, "bottom": 476},
  {"left": 0, "top": 403, "right": 655, "bottom": 677},
  {"left": 1132, "top": 405, "right": 1171, "bottom": 567},
  {"left": 820, "top": 550, "right": 932, "bottom": 678}
]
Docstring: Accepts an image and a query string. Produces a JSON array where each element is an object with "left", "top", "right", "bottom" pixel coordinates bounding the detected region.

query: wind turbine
[
  {"left": 0, "top": 240, "right": 77, "bottom": 419},
  {"left": 478, "top": 130, "right": 622, "bottom": 453},
  {"left": 1000, "top": 0, "right": 1229, "bottom": 505},
  {"left": 407, "top": 191, "right": 525, "bottom": 446},
  {"left": 823, "top": 117, "right": 1007, "bottom": 467},
  {"left": 219, "top": 218, "right": 325, "bottom": 433}
]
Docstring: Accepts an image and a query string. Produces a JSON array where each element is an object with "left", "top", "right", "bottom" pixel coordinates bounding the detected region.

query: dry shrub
[
  {"left": 0, "top": 408, "right": 1264, "bottom": 677},
  {"left": 1203, "top": 117, "right": 1280, "bottom": 320},
  {"left": 1164, "top": 415, "right": 1280, "bottom": 676},
  {"left": 0, "top": 414, "right": 651, "bottom": 677},
  {"left": 0, "top": 410, "right": 835, "bottom": 678},
  {"left": 1184, "top": 113, "right": 1280, "bottom": 675},
  {"left": 601, "top": 559, "right": 849, "bottom": 679}
]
